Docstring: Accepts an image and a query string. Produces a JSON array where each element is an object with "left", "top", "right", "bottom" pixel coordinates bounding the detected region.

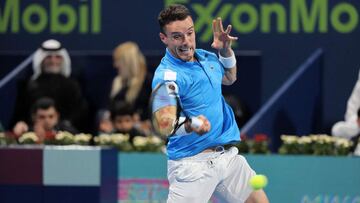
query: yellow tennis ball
[{"left": 249, "top": 174, "right": 268, "bottom": 190}]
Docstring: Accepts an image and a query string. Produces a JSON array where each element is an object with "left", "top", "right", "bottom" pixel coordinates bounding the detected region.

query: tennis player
[{"left": 152, "top": 4, "right": 269, "bottom": 203}]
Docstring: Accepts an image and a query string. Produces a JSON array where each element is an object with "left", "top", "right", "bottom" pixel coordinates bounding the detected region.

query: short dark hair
[
  {"left": 31, "top": 97, "right": 57, "bottom": 115},
  {"left": 110, "top": 101, "right": 136, "bottom": 121},
  {"left": 158, "top": 4, "right": 191, "bottom": 33}
]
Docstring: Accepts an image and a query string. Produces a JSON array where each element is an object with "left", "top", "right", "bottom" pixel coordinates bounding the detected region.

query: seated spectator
[
  {"left": 357, "top": 108, "right": 360, "bottom": 128},
  {"left": 96, "top": 109, "right": 113, "bottom": 134},
  {"left": 345, "top": 108, "right": 360, "bottom": 154},
  {"left": 110, "top": 41, "right": 152, "bottom": 124},
  {"left": 110, "top": 102, "right": 145, "bottom": 143},
  {"left": 11, "top": 39, "right": 88, "bottom": 131},
  {"left": 13, "top": 97, "right": 77, "bottom": 141},
  {"left": 332, "top": 69, "right": 360, "bottom": 139}
]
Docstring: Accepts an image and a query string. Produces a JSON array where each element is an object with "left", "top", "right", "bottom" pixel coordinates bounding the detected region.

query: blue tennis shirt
[{"left": 152, "top": 48, "right": 240, "bottom": 160}]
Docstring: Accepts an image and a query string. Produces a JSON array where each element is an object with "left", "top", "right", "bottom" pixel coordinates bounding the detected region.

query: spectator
[
  {"left": 349, "top": 108, "right": 360, "bottom": 154},
  {"left": 11, "top": 39, "right": 88, "bottom": 132},
  {"left": 332, "top": 69, "right": 360, "bottom": 139},
  {"left": 13, "top": 97, "right": 77, "bottom": 141},
  {"left": 110, "top": 41, "right": 152, "bottom": 123},
  {"left": 110, "top": 101, "right": 145, "bottom": 144},
  {"left": 96, "top": 109, "right": 113, "bottom": 134},
  {"left": 358, "top": 108, "right": 360, "bottom": 127}
]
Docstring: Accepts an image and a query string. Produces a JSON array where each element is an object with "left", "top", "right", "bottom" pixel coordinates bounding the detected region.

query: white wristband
[
  {"left": 175, "top": 117, "right": 191, "bottom": 136},
  {"left": 219, "top": 53, "right": 236, "bottom": 69}
]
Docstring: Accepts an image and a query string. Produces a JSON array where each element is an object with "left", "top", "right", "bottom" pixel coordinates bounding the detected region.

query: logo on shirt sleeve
[{"left": 164, "top": 70, "right": 177, "bottom": 81}]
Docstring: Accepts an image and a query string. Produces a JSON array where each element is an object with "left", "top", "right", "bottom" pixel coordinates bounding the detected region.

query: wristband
[{"left": 219, "top": 53, "right": 236, "bottom": 69}]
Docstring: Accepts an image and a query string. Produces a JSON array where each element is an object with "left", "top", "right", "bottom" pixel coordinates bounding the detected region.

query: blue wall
[{"left": 242, "top": 49, "right": 324, "bottom": 150}]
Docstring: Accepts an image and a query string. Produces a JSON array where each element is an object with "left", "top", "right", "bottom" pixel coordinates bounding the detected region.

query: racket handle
[{"left": 190, "top": 117, "right": 203, "bottom": 129}]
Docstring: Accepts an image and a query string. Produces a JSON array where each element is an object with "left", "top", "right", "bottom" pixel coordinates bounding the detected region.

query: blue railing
[{"left": 0, "top": 54, "right": 33, "bottom": 90}]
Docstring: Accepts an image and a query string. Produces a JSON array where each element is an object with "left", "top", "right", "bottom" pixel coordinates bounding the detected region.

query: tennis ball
[{"left": 249, "top": 174, "right": 268, "bottom": 190}]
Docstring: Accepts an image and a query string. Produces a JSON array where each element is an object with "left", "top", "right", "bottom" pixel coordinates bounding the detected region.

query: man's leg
[
  {"left": 214, "top": 147, "right": 269, "bottom": 203},
  {"left": 167, "top": 159, "right": 219, "bottom": 203},
  {"left": 245, "top": 189, "right": 269, "bottom": 203}
]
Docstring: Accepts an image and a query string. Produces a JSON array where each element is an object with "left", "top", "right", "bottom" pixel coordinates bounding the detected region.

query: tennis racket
[{"left": 150, "top": 81, "right": 203, "bottom": 137}]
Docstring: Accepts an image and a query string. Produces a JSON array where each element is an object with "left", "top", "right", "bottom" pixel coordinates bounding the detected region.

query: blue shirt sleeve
[
  {"left": 151, "top": 82, "right": 178, "bottom": 113},
  {"left": 152, "top": 68, "right": 189, "bottom": 98}
]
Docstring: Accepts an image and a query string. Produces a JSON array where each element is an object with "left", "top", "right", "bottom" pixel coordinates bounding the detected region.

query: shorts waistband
[
  {"left": 180, "top": 145, "right": 237, "bottom": 161},
  {"left": 201, "top": 144, "right": 236, "bottom": 153}
]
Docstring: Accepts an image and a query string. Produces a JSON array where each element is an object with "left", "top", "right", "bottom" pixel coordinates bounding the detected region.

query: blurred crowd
[{"left": 8, "top": 39, "right": 151, "bottom": 145}]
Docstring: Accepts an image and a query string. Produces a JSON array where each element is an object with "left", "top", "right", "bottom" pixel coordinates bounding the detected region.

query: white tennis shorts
[{"left": 167, "top": 147, "right": 256, "bottom": 203}]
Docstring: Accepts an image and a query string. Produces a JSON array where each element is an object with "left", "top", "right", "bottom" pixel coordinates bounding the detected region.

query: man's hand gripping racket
[{"left": 150, "top": 81, "right": 210, "bottom": 137}]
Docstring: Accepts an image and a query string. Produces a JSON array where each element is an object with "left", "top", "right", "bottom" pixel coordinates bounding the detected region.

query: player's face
[
  {"left": 34, "top": 107, "right": 59, "bottom": 131},
  {"left": 160, "top": 16, "right": 196, "bottom": 62},
  {"left": 42, "top": 54, "right": 63, "bottom": 74}
]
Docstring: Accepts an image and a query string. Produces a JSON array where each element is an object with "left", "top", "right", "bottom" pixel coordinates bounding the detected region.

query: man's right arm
[{"left": 13, "top": 121, "right": 29, "bottom": 137}]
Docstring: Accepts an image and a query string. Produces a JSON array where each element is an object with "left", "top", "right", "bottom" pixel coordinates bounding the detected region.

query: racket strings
[{"left": 171, "top": 117, "right": 189, "bottom": 136}]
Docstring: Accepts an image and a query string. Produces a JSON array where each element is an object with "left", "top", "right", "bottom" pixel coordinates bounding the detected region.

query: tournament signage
[
  {"left": 183, "top": 0, "right": 359, "bottom": 43},
  {"left": 0, "top": 0, "right": 358, "bottom": 50},
  {"left": 0, "top": 0, "right": 101, "bottom": 34}
]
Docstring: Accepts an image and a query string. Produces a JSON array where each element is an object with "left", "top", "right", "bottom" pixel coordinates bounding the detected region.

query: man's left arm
[
  {"left": 220, "top": 48, "right": 237, "bottom": 85},
  {"left": 211, "top": 17, "right": 238, "bottom": 86}
]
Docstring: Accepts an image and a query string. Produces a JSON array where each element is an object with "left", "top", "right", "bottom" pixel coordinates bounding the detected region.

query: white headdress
[{"left": 31, "top": 39, "right": 71, "bottom": 80}]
